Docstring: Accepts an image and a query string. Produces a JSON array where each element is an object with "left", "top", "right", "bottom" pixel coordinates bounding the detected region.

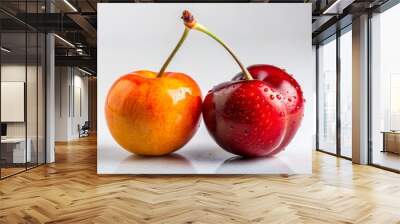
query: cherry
[
  {"left": 182, "top": 10, "right": 304, "bottom": 157},
  {"left": 105, "top": 13, "right": 203, "bottom": 156},
  {"left": 233, "top": 64, "right": 305, "bottom": 155}
]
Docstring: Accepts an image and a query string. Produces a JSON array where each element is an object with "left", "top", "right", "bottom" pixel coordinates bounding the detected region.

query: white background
[{"left": 98, "top": 3, "right": 314, "bottom": 174}]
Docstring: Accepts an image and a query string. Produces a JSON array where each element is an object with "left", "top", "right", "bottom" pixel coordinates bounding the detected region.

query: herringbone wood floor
[{"left": 1, "top": 135, "right": 400, "bottom": 224}]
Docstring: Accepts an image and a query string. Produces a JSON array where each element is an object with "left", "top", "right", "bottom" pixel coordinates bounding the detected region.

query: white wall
[
  {"left": 1, "top": 65, "right": 40, "bottom": 138},
  {"left": 55, "top": 66, "right": 69, "bottom": 141},
  {"left": 1, "top": 63, "right": 46, "bottom": 164},
  {"left": 71, "top": 72, "right": 89, "bottom": 138},
  {"left": 55, "top": 67, "right": 89, "bottom": 141}
]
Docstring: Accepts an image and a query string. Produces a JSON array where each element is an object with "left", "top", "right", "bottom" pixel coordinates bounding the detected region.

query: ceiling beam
[
  {"left": 67, "top": 13, "right": 97, "bottom": 46},
  {"left": 55, "top": 55, "right": 96, "bottom": 71}
]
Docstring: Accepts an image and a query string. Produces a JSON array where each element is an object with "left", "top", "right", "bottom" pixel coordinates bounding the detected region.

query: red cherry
[
  {"left": 202, "top": 80, "right": 287, "bottom": 157},
  {"left": 233, "top": 64, "right": 305, "bottom": 154},
  {"left": 181, "top": 11, "right": 304, "bottom": 157}
]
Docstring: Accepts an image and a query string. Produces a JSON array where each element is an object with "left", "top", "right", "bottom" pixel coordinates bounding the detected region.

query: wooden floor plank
[{"left": 0, "top": 135, "right": 400, "bottom": 223}]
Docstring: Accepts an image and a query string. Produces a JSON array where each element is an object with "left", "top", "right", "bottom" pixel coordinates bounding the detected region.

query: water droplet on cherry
[
  {"left": 276, "top": 95, "right": 282, "bottom": 100},
  {"left": 288, "top": 98, "right": 292, "bottom": 102},
  {"left": 264, "top": 88, "right": 269, "bottom": 92},
  {"left": 270, "top": 95, "right": 275, "bottom": 100}
]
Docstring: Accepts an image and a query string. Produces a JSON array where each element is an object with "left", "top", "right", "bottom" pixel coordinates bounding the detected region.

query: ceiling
[{"left": 0, "top": 0, "right": 392, "bottom": 75}]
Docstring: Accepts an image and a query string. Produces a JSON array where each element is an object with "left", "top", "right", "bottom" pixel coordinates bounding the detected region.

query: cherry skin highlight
[
  {"left": 233, "top": 64, "right": 305, "bottom": 155},
  {"left": 202, "top": 80, "right": 287, "bottom": 157}
]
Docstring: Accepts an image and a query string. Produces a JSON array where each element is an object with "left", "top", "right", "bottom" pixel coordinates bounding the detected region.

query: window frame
[{"left": 316, "top": 24, "right": 353, "bottom": 161}]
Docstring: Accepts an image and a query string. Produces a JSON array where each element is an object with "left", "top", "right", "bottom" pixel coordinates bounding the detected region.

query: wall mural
[{"left": 98, "top": 3, "right": 314, "bottom": 174}]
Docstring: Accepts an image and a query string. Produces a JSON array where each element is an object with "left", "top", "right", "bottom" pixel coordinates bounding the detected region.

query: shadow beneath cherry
[
  {"left": 181, "top": 145, "right": 233, "bottom": 162},
  {"left": 115, "top": 153, "right": 195, "bottom": 174},
  {"left": 216, "top": 155, "right": 293, "bottom": 174}
]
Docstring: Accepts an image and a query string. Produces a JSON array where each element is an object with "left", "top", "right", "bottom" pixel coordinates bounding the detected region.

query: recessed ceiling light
[
  {"left": 78, "top": 67, "right": 93, "bottom": 76},
  {"left": 54, "top": 34, "right": 75, "bottom": 48},
  {"left": 63, "top": 0, "right": 78, "bottom": 12},
  {"left": 322, "top": 0, "right": 354, "bottom": 15},
  {"left": 1, "top": 47, "right": 11, "bottom": 53}
]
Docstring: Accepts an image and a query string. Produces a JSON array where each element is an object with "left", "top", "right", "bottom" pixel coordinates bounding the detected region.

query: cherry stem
[
  {"left": 181, "top": 10, "right": 252, "bottom": 80},
  {"left": 157, "top": 27, "right": 190, "bottom": 77}
]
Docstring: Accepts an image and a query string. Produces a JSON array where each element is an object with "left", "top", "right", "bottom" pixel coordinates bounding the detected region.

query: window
[
  {"left": 0, "top": 1, "right": 46, "bottom": 179},
  {"left": 317, "top": 25, "right": 353, "bottom": 159},
  {"left": 370, "top": 3, "right": 400, "bottom": 171},
  {"left": 340, "top": 29, "right": 352, "bottom": 158},
  {"left": 318, "top": 37, "right": 337, "bottom": 155}
]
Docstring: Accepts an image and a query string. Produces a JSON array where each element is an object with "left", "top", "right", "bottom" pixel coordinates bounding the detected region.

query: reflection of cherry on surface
[
  {"left": 116, "top": 153, "right": 195, "bottom": 174},
  {"left": 216, "top": 156, "right": 293, "bottom": 174}
]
